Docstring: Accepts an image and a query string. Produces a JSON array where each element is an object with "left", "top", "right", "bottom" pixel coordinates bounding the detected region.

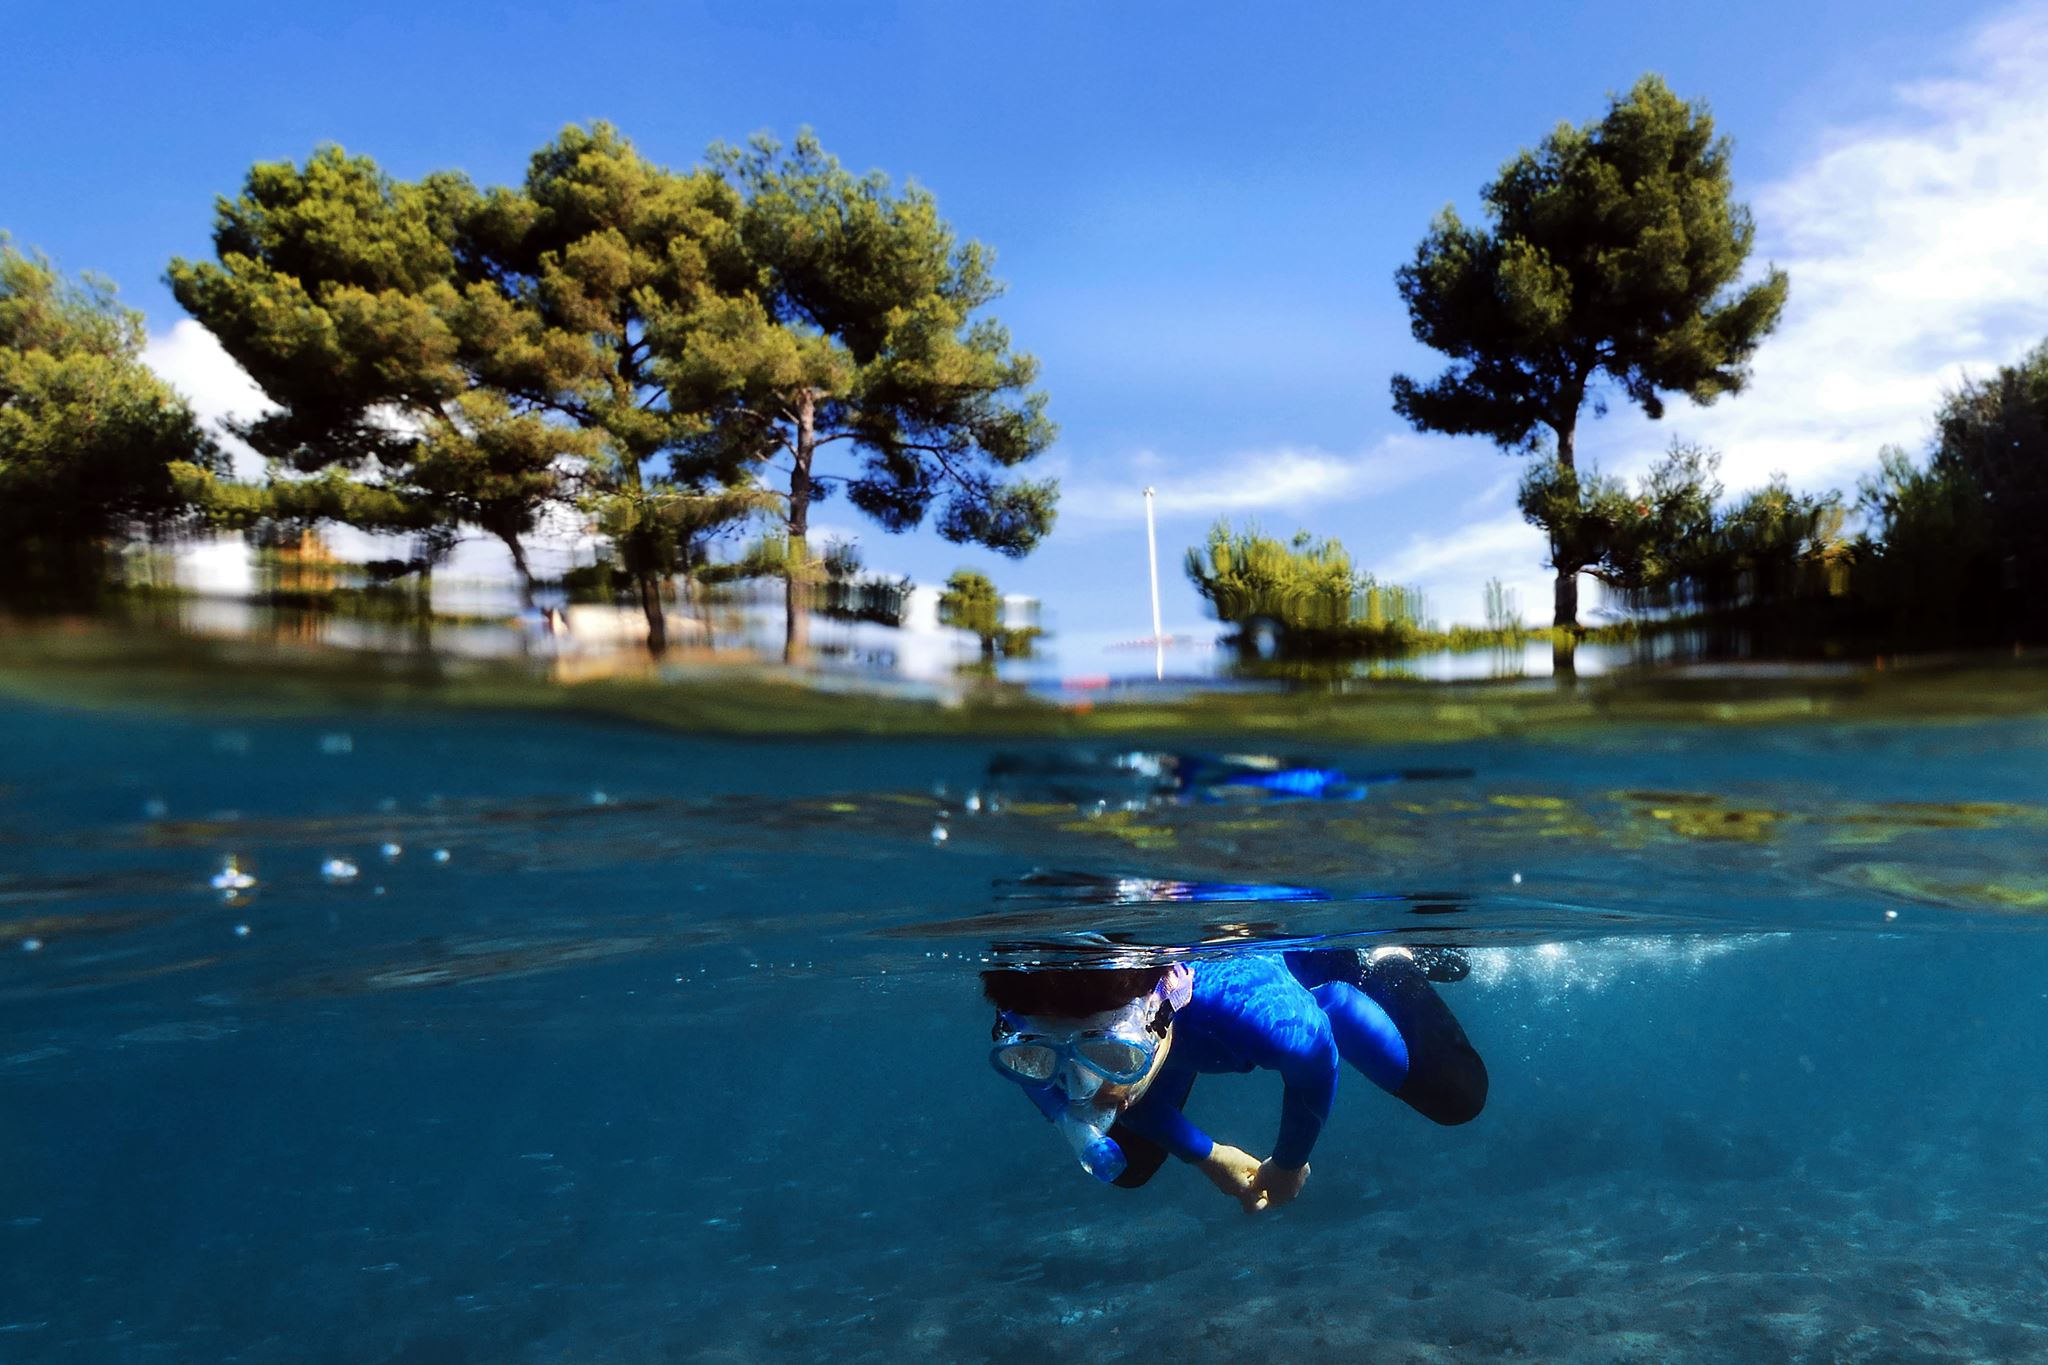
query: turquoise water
[{"left": 4, "top": 670, "right": 2048, "bottom": 1362}]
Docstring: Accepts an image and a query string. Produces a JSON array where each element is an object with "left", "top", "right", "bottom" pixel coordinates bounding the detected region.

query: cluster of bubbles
[
  {"left": 927, "top": 782, "right": 1005, "bottom": 848},
  {"left": 1461, "top": 934, "right": 1770, "bottom": 995}
]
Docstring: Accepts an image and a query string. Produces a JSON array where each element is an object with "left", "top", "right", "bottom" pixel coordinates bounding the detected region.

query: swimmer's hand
[
  {"left": 1251, "top": 1159, "right": 1309, "bottom": 1209},
  {"left": 1197, "top": 1143, "right": 1268, "bottom": 1213}
]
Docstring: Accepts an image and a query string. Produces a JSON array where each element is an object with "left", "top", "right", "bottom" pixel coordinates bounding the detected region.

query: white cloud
[
  {"left": 1578, "top": 0, "right": 2048, "bottom": 495},
  {"left": 142, "top": 320, "right": 272, "bottom": 479},
  {"left": 1057, "top": 434, "right": 1453, "bottom": 526},
  {"left": 1378, "top": 511, "right": 1558, "bottom": 628}
]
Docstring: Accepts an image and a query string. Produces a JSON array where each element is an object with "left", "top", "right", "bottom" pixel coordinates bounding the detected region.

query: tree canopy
[
  {"left": 937, "top": 568, "right": 1041, "bottom": 666},
  {"left": 676, "top": 131, "right": 1058, "bottom": 660},
  {"left": 1392, "top": 74, "right": 1788, "bottom": 631},
  {"left": 1930, "top": 340, "right": 2048, "bottom": 615},
  {"left": 1184, "top": 520, "right": 1426, "bottom": 659},
  {"left": 169, "top": 127, "right": 1048, "bottom": 656},
  {"left": 1, "top": 237, "right": 220, "bottom": 592},
  {"left": 166, "top": 145, "right": 589, "bottom": 601},
  {"left": 168, "top": 127, "right": 774, "bottom": 642}
]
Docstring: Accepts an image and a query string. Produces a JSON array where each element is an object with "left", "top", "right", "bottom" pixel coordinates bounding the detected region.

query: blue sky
[{"left": 7, "top": 0, "right": 2046, "bottom": 661}]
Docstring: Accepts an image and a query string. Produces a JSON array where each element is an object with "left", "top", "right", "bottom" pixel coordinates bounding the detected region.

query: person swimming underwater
[{"left": 982, "top": 946, "right": 1487, "bottom": 1211}]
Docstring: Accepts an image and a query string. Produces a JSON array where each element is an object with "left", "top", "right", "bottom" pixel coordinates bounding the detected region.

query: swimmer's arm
[
  {"left": 1267, "top": 1024, "right": 1339, "bottom": 1177},
  {"left": 1121, "top": 1088, "right": 1265, "bottom": 1210},
  {"left": 1272, "top": 1047, "right": 1337, "bottom": 1169},
  {"left": 1118, "top": 1088, "right": 1214, "bottom": 1164}
]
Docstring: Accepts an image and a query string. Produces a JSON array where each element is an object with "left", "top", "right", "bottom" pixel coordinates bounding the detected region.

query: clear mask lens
[
  {"left": 992, "top": 1042, "right": 1062, "bottom": 1082},
  {"left": 1074, "top": 1038, "right": 1151, "bottom": 1080}
]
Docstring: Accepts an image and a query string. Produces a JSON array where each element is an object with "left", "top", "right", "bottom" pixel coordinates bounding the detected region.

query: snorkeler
[{"left": 982, "top": 946, "right": 1487, "bottom": 1211}]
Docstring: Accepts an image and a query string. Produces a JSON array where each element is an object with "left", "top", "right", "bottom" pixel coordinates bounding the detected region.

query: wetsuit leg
[
  {"left": 1310, "top": 982, "right": 1410, "bottom": 1093},
  {"left": 1108, "top": 1068, "right": 1197, "bottom": 1189},
  {"left": 1359, "top": 952, "right": 1488, "bottom": 1125}
]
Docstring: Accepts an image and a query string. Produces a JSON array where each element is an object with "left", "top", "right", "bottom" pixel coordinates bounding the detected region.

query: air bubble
[{"left": 210, "top": 858, "right": 256, "bottom": 893}]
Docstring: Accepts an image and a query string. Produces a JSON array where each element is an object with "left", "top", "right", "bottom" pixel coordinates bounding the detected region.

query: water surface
[{"left": 4, "top": 656, "right": 2047, "bottom": 1362}]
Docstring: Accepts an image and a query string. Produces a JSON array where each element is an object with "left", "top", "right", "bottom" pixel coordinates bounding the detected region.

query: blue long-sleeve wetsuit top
[
  {"left": 1116, "top": 953, "right": 1379, "bottom": 1170},
  {"left": 1010, "top": 953, "right": 1411, "bottom": 1171}
]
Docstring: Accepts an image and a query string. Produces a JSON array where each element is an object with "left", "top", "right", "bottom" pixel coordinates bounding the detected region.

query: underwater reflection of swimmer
[
  {"left": 986, "top": 750, "right": 1475, "bottom": 805},
  {"left": 982, "top": 945, "right": 1486, "bottom": 1211}
]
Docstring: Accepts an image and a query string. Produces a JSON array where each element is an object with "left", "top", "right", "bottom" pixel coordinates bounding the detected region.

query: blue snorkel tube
[{"left": 1057, "top": 1106, "right": 1128, "bottom": 1183}]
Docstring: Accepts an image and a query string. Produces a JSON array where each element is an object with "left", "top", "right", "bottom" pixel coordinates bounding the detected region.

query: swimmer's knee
[{"left": 1400, "top": 1047, "right": 1488, "bottom": 1126}]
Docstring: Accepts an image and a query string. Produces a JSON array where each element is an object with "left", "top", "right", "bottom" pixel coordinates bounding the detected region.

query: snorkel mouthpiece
[{"left": 1057, "top": 1105, "right": 1127, "bottom": 1183}]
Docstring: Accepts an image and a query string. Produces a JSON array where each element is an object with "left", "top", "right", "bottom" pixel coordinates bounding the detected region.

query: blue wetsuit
[
  {"left": 1007, "top": 957, "right": 1425, "bottom": 1170},
  {"left": 1009, "top": 949, "right": 1486, "bottom": 1186},
  {"left": 1114, "top": 952, "right": 1410, "bottom": 1169}
]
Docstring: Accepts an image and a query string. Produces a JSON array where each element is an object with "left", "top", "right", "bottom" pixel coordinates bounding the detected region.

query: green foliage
[
  {"left": 937, "top": 568, "right": 1041, "bottom": 663},
  {"left": 1709, "top": 478, "right": 1851, "bottom": 605},
  {"left": 169, "top": 125, "right": 1048, "bottom": 656},
  {"left": 1854, "top": 445, "right": 2000, "bottom": 633},
  {"left": 1183, "top": 523, "right": 1357, "bottom": 631},
  {"left": 1393, "top": 75, "right": 1787, "bottom": 457},
  {"left": 684, "top": 131, "right": 1058, "bottom": 657},
  {"left": 166, "top": 145, "right": 588, "bottom": 588},
  {"left": 168, "top": 128, "right": 764, "bottom": 629},
  {"left": 1392, "top": 75, "right": 1787, "bottom": 628},
  {"left": 0, "top": 238, "right": 221, "bottom": 584},
  {"left": 1184, "top": 521, "right": 1427, "bottom": 658},
  {"left": 1520, "top": 439, "right": 1726, "bottom": 596},
  {"left": 1930, "top": 340, "right": 2048, "bottom": 605},
  {"left": 1523, "top": 439, "right": 1854, "bottom": 625}
]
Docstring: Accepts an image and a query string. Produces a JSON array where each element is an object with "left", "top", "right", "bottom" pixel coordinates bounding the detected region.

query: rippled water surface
[{"left": 5, "top": 656, "right": 2048, "bottom": 1362}]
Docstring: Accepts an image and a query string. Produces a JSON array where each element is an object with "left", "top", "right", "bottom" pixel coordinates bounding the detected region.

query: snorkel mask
[{"left": 989, "top": 964, "right": 1194, "bottom": 1183}]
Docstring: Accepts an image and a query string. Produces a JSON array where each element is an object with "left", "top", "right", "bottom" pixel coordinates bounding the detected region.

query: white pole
[{"left": 1143, "top": 486, "right": 1164, "bottom": 681}]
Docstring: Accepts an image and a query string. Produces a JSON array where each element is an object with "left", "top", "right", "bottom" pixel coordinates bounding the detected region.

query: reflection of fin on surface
[
  {"left": 1203, "top": 767, "right": 1355, "bottom": 799},
  {"left": 1178, "top": 757, "right": 1478, "bottom": 803},
  {"left": 985, "top": 752, "right": 1477, "bottom": 807}
]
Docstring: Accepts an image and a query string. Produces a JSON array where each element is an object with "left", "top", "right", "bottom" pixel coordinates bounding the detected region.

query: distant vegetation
[
  {"left": 0, "top": 126, "right": 1055, "bottom": 663},
  {"left": 937, "top": 568, "right": 1043, "bottom": 668},
  {"left": 4, "top": 74, "right": 2043, "bottom": 670},
  {"left": 1190, "top": 345, "right": 2047, "bottom": 664},
  {"left": 1184, "top": 520, "right": 1442, "bottom": 659},
  {"left": 0, "top": 238, "right": 222, "bottom": 602}
]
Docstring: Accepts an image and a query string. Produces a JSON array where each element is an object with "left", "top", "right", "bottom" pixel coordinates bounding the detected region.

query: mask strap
[{"left": 1160, "top": 962, "right": 1194, "bottom": 1012}]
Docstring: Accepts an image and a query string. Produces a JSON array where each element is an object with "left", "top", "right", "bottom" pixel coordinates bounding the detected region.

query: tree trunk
[
  {"left": 1551, "top": 412, "right": 1581, "bottom": 632},
  {"left": 639, "top": 571, "right": 667, "bottom": 657},
  {"left": 1553, "top": 567, "right": 1579, "bottom": 632},
  {"left": 784, "top": 392, "right": 816, "bottom": 665},
  {"left": 497, "top": 527, "right": 536, "bottom": 609}
]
